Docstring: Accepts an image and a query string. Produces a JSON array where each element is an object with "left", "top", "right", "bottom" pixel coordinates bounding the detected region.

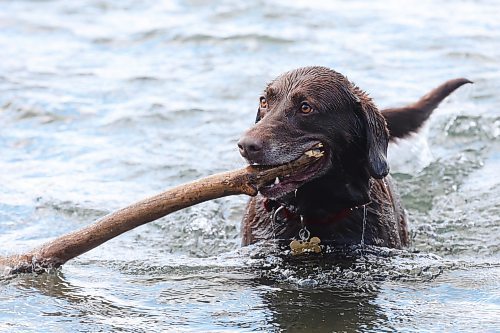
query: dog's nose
[{"left": 237, "top": 136, "right": 263, "bottom": 162}]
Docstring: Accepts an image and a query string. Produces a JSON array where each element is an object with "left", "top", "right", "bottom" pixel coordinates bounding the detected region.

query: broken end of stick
[
  {"left": 0, "top": 252, "right": 64, "bottom": 275},
  {"left": 0, "top": 254, "right": 35, "bottom": 275}
]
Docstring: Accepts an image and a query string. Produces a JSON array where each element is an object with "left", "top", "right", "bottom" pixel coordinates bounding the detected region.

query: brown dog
[{"left": 238, "top": 66, "right": 470, "bottom": 248}]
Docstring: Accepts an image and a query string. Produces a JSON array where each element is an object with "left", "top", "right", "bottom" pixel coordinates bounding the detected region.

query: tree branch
[{"left": 0, "top": 154, "right": 318, "bottom": 274}]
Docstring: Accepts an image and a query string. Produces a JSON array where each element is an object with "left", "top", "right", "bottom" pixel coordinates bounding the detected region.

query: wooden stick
[{"left": 0, "top": 154, "right": 319, "bottom": 274}]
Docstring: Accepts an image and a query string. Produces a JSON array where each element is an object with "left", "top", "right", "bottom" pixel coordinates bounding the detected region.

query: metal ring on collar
[
  {"left": 298, "top": 226, "right": 310, "bottom": 241},
  {"left": 272, "top": 205, "right": 285, "bottom": 224}
]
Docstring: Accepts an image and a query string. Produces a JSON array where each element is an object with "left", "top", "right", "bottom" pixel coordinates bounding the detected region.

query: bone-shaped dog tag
[{"left": 289, "top": 237, "right": 322, "bottom": 255}]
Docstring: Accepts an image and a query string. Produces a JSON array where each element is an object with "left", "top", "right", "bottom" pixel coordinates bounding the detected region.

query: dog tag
[{"left": 289, "top": 237, "right": 322, "bottom": 255}]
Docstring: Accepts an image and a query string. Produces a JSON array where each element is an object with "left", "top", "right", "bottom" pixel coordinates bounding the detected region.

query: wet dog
[{"left": 238, "top": 66, "right": 470, "bottom": 248}]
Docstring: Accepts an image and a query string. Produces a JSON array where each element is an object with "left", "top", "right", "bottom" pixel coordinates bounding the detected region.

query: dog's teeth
[
  {"left": 317, "top": 143, "right": 323, "bottom": 148},
  {"left": 274, "top": 177, "right": 280, "bottom": 184},
  {"left": 305, "top": 149, "right": 324, "bottom": 158}
]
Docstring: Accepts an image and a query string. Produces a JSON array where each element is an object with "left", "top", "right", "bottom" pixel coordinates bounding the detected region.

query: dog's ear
[
  {"left": 339, "top": 84, "right": 389, "bottom": 178},
  {"left": 355, "top": 91, "right": 390, "bottom": 179},
  {"left": 348, "top": 86, "right": 389, "bottom": 179}
]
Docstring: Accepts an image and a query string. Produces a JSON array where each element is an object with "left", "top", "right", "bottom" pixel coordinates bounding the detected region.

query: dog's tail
[{"left": 382, "top": 78, "right": 472, "bottom": 140}]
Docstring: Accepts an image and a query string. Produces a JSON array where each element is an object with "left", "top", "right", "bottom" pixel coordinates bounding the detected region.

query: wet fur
[{"left": 238, "top": 67, "right": 471, "bottom": 248}]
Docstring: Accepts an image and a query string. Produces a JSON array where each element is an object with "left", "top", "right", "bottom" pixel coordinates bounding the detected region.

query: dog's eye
[
  {"left": 260, "top": 97, "right": 268, "bottom": 109},
  {"left": 300, "top": 102, "right": 313, "bottom": 114}
]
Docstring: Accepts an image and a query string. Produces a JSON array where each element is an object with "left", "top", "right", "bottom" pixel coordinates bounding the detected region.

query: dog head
[{"left": 238, "top": 66, "right": 389, "bottom": 211}]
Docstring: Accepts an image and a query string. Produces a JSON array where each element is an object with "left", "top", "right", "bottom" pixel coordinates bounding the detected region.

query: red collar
[{"left": 263, "top": 199, "right": 354, "bottom": 225}]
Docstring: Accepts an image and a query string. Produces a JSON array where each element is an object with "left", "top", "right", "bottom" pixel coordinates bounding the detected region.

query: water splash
[{"left": 247, "top": 241, "right": 455, "bottom": 290}]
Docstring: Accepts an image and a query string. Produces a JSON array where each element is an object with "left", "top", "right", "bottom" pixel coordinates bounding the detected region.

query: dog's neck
[{"left": 273, "top": 166, "right": 372, "bottom": 219}]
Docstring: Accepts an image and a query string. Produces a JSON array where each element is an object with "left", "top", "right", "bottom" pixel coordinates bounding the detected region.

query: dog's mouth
[{"left": 257, "top": 142, "right": 329, "bottom": 199}]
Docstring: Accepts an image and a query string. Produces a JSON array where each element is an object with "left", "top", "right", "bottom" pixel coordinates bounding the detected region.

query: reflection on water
[{"left": 1, "top": 0, "right": 499, "bottom": 332}]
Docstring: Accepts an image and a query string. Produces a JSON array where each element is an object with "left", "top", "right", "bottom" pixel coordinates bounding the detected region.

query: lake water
[{"left": 0, "top": 0, "right": 499, "bottom": 332}]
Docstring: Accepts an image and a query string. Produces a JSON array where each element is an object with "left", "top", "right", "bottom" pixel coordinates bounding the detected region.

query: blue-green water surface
[{"left": 1, "top": 1, "right": 499, "bottom": 332}]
